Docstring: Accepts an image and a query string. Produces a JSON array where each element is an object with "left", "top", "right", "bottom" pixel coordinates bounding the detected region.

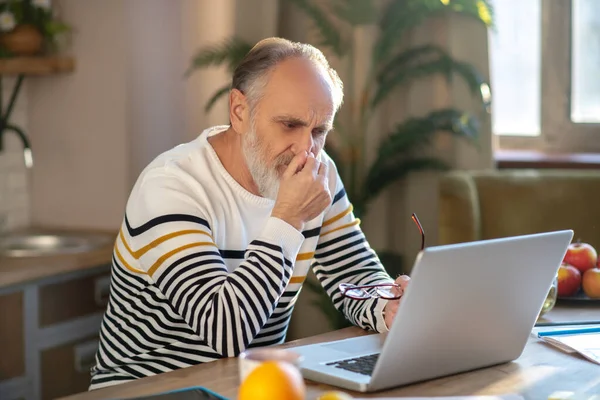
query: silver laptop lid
[{"left": 369, "top": 230, "right": 573, "bottom": 391}]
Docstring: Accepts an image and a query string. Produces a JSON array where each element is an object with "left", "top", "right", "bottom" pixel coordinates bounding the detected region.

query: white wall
[
  {"left": 127, "top": 0, "right": 187, "bottom": 183},
  {"left": 28, "top": 0, "right": 131, "bottom": 230},
  {"left": 25, "top": 0, "right": 206, "bottom": 230}
]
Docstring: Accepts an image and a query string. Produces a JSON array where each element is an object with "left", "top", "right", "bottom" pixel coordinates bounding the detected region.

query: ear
[{"left": 229, "top": 88, "right": 250, "bottom": 134}]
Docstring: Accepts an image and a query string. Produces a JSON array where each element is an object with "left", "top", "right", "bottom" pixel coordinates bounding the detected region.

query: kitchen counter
[
  {"left": 0, "top": 226, "right": 116, "bottom": 289},
  {"left": 0, "top": 227, "right": 117, "bottom": 399}
]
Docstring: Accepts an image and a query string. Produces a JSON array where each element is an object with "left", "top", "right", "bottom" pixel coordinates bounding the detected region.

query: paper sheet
[{"left": 543, "top": 333, "right": 600, "bottom": 365}]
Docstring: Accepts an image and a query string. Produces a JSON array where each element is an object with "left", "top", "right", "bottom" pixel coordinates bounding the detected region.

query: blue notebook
[{"left": 537, "top": 325, "right": 600, "bottom": 365}]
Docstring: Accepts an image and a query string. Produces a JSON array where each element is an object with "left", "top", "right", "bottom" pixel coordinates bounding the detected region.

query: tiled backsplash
[
  {"left": 0, "top": 148, "right": 30, "bottom": 232},
  {"left": 0, "top": 78, "right": 30, "bottom": 233}
]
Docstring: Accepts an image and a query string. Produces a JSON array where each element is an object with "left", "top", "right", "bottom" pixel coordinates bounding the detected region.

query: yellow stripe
[
  {"left": 322, "top": 205, "right": 353, "bottom": 227},
  {"left": 296, "top": 252, "right": 315, "bottom": 261},
  {"left": 114, "top": 244, "right": 147, "bottom": 274},
  {"left": 321, "top": 219, "right": 360, "bottom": 237},
  {"left": 120, "top": 228, "right": 213, "bottom": 259},
  {"left": 290, "top": 276, "right": 306, "bottom": 284},
  {"left": 148, "top": 241, "right": 217, "bottom": 276}
]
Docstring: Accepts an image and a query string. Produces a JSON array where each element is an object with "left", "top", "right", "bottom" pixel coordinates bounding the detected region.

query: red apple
[
  {"left": 563, "top": 241, "right": 598, "bottom": 274},
  {"left": 557, "top": 263, "right": 582, "bottom": 297},
  {"left": 582, "top": 267, "right": 600, "bottom": 299}
]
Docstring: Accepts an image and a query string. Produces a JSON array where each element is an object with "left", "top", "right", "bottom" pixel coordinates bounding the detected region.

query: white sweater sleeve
[
  {"left": 120, "top": 171, "right": 304, "bottom": 357},
  {"left": 312, "top": 159, "right": 394, "bottom": 333}
]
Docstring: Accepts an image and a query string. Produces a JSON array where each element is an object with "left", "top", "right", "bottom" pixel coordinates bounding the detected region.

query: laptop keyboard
[{"left": 325, "top": 353, "right": 380, "bottom": 376}]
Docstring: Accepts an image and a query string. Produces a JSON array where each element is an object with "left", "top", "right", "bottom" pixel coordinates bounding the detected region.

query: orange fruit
[
  {"left": 238, "top": 360, "right": 305, "bottom": 400},
  {"left": 317, "top": 390, "right": 354, "bottom": 399}
]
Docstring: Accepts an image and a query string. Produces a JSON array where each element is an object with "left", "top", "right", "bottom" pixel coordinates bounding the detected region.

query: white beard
[{"left": 241, "top": 125, "right": 282, "bottom": 200}]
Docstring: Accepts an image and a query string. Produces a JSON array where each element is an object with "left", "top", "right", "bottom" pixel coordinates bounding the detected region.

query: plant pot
[{"left": 0, "top": 24, "right": 44, "bottom": 56}]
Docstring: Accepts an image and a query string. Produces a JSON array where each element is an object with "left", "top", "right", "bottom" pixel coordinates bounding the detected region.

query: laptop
[{"left": 287, "top": 230, "right": 574, "bottom": 392}]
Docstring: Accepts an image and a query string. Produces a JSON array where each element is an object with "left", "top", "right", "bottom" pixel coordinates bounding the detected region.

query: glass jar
[{"left": 538, "top": 274, "right": 558, "bottom": 319}]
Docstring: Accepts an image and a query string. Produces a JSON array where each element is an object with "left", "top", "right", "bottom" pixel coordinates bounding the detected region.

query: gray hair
[{"left": 231, "top": 37, "right": 344, "bottom": 115}]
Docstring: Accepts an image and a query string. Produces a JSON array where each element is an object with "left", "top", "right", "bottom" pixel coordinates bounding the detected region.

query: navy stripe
[
  {"left": 321, "top": 264, "right": 384, "bottom": 293},
  {"left": 128, "top": 353, "right": 181, "bottom": 372},
  {"left": 316, "top": 230, "right": 361, "bottom": 251},
  {"left": 125, "top": 213, "right": 210, "bottom": 237},
  {"left": 255, "top": 322, "right": 288, "bottom": 337},
  {"left": 112, "top": 255, "right": 148, "bottom": 286},
  {"left": 156, "top": 250, "right": 224, "bottom": 288},
  {"left": 249, "top": 336, "right": 285, "bottom": 347},
  {"left": 91, "top": 374, "right": 134, "bottom": 385},
  {"left": 317, "top": 237, "right": 366, "bottom": 259},
  {"left": 302, "top": 226, "right": 321, "bottom": 238},
  {"left": 332, "top": 187, "right": 346, "bottom": 205},
  {"left": 220, "top": 249, "right": 245, "bottom": 259},
  {"left": 250, "top": 240, "right": 283, "bottom": 253},
  {"left": 223, "top": 288, "right": 240, "bottom": 355}
]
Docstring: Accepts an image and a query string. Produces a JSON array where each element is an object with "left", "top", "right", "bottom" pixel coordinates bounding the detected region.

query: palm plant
[{"left": 186, "top": 0, "right": 494, "bottom": 329}]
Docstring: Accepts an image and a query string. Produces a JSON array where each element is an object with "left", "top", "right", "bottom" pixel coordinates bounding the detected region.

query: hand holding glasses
[{"left": 338, "top": 213, "right": 424, "bottom": 301}]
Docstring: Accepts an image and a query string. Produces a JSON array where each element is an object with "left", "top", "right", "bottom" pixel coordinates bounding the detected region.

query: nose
[{"left": 293, "top": 129, "right": 315, "bottom": 155}]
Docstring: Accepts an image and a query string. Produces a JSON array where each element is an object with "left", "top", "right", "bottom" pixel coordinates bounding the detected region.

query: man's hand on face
[
  {"left": 271, "top": 151, "right": 332, "bottom": 231},
  {"left": 383, "top": 275, "right": 411, "bottom": 330}
]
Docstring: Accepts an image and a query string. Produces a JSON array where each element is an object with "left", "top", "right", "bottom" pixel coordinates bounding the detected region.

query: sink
[{"left": 0, "top": 231, "right": 114, "bottom": 257}]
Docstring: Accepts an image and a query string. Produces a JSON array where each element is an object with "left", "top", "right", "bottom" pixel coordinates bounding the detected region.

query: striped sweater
[{"left": 89, "top": 125, "right": 394, "bottom": 390}]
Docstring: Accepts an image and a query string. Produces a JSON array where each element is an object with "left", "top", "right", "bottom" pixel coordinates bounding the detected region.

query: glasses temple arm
[{"left": 411, "top": 213, "right": 425, "bottom": 250}]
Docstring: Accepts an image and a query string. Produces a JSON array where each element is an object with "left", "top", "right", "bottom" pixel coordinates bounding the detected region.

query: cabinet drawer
[
  {"left": 39, "top": 270, "right": 111, "bottom": 327},
  {"left": 0, "top": 291, "right": 24, "bottom": 382},
  {"left": 41, "top": 335, "right": 99, "bottom": 400}
]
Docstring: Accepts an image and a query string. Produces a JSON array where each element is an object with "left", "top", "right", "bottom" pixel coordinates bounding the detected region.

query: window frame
[{"left": 496, "top": 0, "right": 600, "bottom": 154}]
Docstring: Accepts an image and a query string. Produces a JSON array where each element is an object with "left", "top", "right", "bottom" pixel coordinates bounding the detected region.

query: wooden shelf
[{"left": 0, "top": 56, "right": 75, "bottom": 75}]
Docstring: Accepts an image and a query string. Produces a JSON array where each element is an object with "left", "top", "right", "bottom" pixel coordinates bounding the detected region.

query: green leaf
[
  {"left": 375, "top": 1, "right": 415, "bottom": 65},
  {"left": 372, "top": 47, "right": 489, "bottom": 108},
  {"left": 185, "top": 37, "right": 253, "bottom": 78},
  {"left": 204, "top": 84, "right": 231, "bottom": 113},
  {"left": 376, "top": 109, "right": 479, "bottom": 162},
  {"left": 363, "top": 157, "right": 449, "bottom": 205},
  {"left": 43, "top": 20, "right": 70, "bottom": 36},
  {"left": 331, "top": 0, "right": 377, "bottom": 26},
  {"left": 452, "top": 60, "right": 492, "bottom": 113},
  {"left": 374, "top": 0, "right": 494, "bottom": 65},
  {"left": 287, "top": 0, "right": 346, "bottom": 57},
  {"left": 376, "top": 45, "right": 444, "bottom": 83},
  {"left": 360, "top": 108, "right": 480, "bottom": 205},
  {"left": 443, "top": 0, "right": 495, "bottom": 28}
]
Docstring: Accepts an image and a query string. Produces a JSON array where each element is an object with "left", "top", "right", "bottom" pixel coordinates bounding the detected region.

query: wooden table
[{"left": 62, "top": 304, "right": 600, "bottom": 400}]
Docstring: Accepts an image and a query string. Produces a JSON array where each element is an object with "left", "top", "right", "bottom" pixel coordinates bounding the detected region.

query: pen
[{"left": 537, "top": 326, "right": 600, "bottom": 337}]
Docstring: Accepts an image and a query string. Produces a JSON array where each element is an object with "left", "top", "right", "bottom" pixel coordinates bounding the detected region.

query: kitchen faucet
[
  {"left": 0, "top": 75, "right": 33, "bottom": 168},
  {"left": 0, "top": 123, "right": 33, "bottom": 168}
]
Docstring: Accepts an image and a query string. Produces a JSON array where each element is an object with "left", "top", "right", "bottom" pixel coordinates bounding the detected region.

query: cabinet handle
[
  {"left": 74, "top": 339, "right": 99, "bottom": 373},
  {"left": 94, "top": 275, "right": 111, "bottom": 307}
]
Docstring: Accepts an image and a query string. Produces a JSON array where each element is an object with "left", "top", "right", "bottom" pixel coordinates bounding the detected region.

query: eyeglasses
[{"left": 338, "top": 213, "right": 425, "bottom": 301}]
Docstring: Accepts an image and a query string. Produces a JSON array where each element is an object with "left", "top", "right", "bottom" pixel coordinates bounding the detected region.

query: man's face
[{"left": 240, "top": 57, "right": 336, "bottom": 200}]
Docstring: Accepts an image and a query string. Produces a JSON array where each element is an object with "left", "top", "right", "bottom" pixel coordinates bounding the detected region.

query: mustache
[{"left": 275, "top": 153, "right": 295, "bottom": 167}]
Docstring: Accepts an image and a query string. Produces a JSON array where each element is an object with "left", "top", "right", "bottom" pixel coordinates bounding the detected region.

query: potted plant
[
  {"left": 186, "top": 0, "right": 494, "bottom": 329},
  {"left": 0, "top": 0, "right": 70, "bottom": 57}
]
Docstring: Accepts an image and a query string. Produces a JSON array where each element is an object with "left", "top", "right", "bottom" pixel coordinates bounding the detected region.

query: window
[
  {"left": 489, "top": 0, "right": 600, "bottom": 154},
  {"left": 571, "top": 0, "right": 600, "bottom": 124}
]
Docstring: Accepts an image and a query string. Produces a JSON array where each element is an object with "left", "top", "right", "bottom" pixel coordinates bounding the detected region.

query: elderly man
[{"left": 89, "top": 37, "right": 410, "bottom": 390}]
